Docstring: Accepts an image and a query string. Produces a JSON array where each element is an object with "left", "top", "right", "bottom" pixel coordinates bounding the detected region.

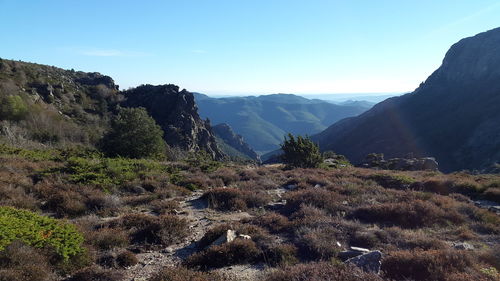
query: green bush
[
  {"left": 0, "top": 207, "right": 84, "bottom": 260},
  {"left": 0, "top": 143, "right": 60, "bottom": 161},
  {"left": 0, "top": 95, "right": 28, "bottom": 121},
  {"left": 52, "top": 156, "right": 167, "bottom": 187},
  {"left": 100, "top": 107, "right": 167, "bottom": 159},
  {"left": 280, "top": 133, "right": 323, "bottom": 168}
]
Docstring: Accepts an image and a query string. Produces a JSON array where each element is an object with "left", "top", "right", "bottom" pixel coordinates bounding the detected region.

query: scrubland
[{"left": 0, "top": 144, "right": 498, "bottom": 281}]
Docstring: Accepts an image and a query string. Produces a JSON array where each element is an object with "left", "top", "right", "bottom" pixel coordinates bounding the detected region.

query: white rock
[{"left": 210, "top": 229, "right": 237, "bottom": 247}]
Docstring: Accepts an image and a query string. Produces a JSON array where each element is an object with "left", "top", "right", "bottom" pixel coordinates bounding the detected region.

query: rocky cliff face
[
  {"left": 212, "top": 123, "right": 260, "bottom": 162},
  {"left": 121, "top": 84, "right": 224, "bottom": 160},
  {"left": 314, "top": 27, "right": 500, "bottom": 172}
]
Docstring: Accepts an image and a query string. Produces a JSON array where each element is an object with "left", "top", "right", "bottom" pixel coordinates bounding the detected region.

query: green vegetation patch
[
  {"left": 62, "top": 156, "right": 167, "bottom": 187},
  {"left": 0, "top": 206, "right": 84, "bottom": 260},
  {"left": 0, "top": 143, "right": 60, "bottom": 161}
]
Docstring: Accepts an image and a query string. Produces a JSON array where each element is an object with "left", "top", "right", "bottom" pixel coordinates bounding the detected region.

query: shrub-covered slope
[
  {"left": 0, "top": 59, "right": 225, "bottom": 159},
  {"left": 0, "top": 143, "right": 498, "bottom": 280},
  {"left": 0, "top": 58, "right": 121, "bottom": 146}
]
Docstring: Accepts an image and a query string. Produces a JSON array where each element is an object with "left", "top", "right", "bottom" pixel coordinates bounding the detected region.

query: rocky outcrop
[
  {"left": 121, "top": 84, "right": 224, "bottom": 160},
  {"left": 345, "top": 250, "right": 382, "bottom": 274},
  {"left": 212, "top": 123, "right": 260, "bottom": 162},
  {"left": 361, "top": 153, "right": 439, "bottom": 171},
  {"left": 0, "top": 58, "right": 121, "bottom": 145},
  {"left": 313, "top": 27, "right": 500, "bottom": 172}
]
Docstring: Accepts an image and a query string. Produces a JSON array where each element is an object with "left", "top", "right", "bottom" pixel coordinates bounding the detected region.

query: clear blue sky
[{"left": 1, "top": 0, "right": 499, "bottom": 95}]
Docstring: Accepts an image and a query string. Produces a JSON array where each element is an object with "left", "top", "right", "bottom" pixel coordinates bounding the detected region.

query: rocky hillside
[
  {"left": 314, "top": 28, "right": 500, "bottom": 172},
  {"left": 194, "top": 93, "right": 370, "bottom": 154},
  {"left": 121, "top": 84, "right": 224, "bottom": 160},
  {"left": 212, "top": 123, "right": 260, "bottom": 162},
  {"left": 0, "top": 58, "right": 121, "bottom": 145},
  {"left": 0, "top": 59, "right": 225, "bottom": 159}
]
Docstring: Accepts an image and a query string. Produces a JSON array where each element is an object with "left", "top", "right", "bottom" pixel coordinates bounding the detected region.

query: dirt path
[{"left": 122, "top": 191, "right": 254, "bottom": 281}]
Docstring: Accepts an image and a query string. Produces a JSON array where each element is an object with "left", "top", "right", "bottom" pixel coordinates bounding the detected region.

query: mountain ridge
[
  {"left": 313, "top": 27, "right": 500, "bottom": 172},
  {"left": 194, "top": 93, "right": 372, "bottom": 154}
]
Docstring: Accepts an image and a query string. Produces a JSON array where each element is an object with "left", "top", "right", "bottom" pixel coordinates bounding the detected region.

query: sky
[{"left": 1, "top": 0, "right": 499, "bottom": 96}]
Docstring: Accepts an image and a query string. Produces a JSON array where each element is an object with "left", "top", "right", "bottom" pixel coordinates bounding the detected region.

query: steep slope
[
  {"left": 0, "top": 59, "right": 225, "bottom": 160},
  {"left": 194, "top": 93, "right": 369, "bottom": 154},
  {"left": 212, "top": 123, "right": 260, "bottom": 162},
  {"left": 0, "top": 58, "right": 121, "bottom": 145},
  {"left": 121, "top": 84, "right": 224, "bottom": 160},
  {"left": 314, "top": 27, "right": 500, "bottom": 172}
]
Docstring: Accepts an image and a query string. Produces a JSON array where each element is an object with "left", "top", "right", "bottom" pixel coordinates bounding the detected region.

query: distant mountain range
[
  {"left": 313, "top": 27, "right": 500, "bottom": 172},
  {"left": 194, "top": 93, "right": 373, "bottom": 154}
]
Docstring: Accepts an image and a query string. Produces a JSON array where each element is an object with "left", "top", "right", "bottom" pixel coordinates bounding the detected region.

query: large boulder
[{"left": 345, "top": 250, "right": 382, "bottom": 274}]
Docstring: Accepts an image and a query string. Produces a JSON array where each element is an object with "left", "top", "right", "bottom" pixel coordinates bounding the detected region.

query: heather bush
[
  {"left": 91, "top": 228, "right": 129, "bottom": 250},
  {"left": 110, "top": 214, "right": 188, "bottom": 246},
  {"left": 263, "top": 244, "right": 299, "bottom": 266},
  {"left": 0, "top": 241, "right": 53, "bottom": 281},
  {"left": 185, "top": 239, "right": 261, "bottom": 269},
  {"left": 209, "top": 167, "right": 240, "bottom": 185},
  {"left": 295, "top": 226, "right": 343, "bottom": 260},
  {"left": 65, "top": 266, "right": 123, "bottom": 281},
  {"left": 483, "top": 187, "right": 500, "bottom": 203},
  {"left": 247, "top": 212, "right": 291, "bottom": 234},
  {"left": 197, "top": 223, "right": 271, "bottom": 249},
  {"left": 149, "top": 266, "right": 223, "bottom": 281},
  {"left": 265, "top": 262, "right": 383, "bottom": 281},
  {"left": 43, "top": 188, "right": 88, "bottom": 217},
  {"left": 352, "top": 199, "right": 464, "bottom": 228},
  {"left": 368, "top": 173, "right": 416, "bottom": 189},
  {"left": 116, "top": 251, "right": 138, "bottom": 267},
  {"left": 202, "top": 187, "right": 270, "bottom": 211},
  {"left": 284, "top": 188, "right": 347, "bottom": 215},
  {"left": 381, "top": 249, "right": 475, "bottom": 281}
]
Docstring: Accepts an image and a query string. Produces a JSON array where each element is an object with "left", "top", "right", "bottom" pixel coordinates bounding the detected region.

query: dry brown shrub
[
  {"left": 64, "top": 266, "right": 123, "bottom": 281},
  {"left": 483, "top": 187, "right": 500, "bottom": 203},
  {"left": 262, "top": 244, "right": 299, "bottom": 267},
  {"left": 44, "top": 188, "right": 87, "bottom": 217},
  {"left": 116, "top": 251, "right": 138, "bottom": 267},
  {"left": 91, "top": 228, "right": 129, "bottom": 250},
  {"left": 352, "top": 199, "right": 465, "bottom": 228},
  {"left": 197, "top": 222, "right": 271, "bottom": 250},
  {"left": 185, "top": 239, "right": 261, "bottom": 269},
  {"left": 150, "top": 199, "right": 181, "bottom": 215},
  {"left": 0, "top": 241, "right": 54, "bottom": 281},
  {"left": 247, "top": 212, "right": 291, "bottom": 234},
  {"left": 264, "top": 262, "right": 383, "bottom": 281},
  {"left": 284, "top": 188, "right": 347, "bottom": 215},
  {"left": 381, "top": 249, "right": 474, "bottom": 281},
  {"left": 109, "top": 213, "right": 188, "bottom": 246},
  {"left": 202, "top": 187, "right": 270, "bottom": 211},
  {"left": 150, "top": 266, "right": 223, "bottom": 281},
  {"left": 122, "top": 194, "right": 157, "bottom": 206},
  {"left": 239, "top": 169, "right": 260, "bottom": 181},
  {"left": 295, "top": 226, "right": 343, "bottom": 260},
  {"left": 209, "top": 167, "right": 240, "bottom": 186},
  {"left": 0, "top": 184, "right": 38, "bottom": 210}
]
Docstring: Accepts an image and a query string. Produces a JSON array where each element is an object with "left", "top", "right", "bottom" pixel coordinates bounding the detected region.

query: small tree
[
  {"left": 280, "top": 133, "right": 323, "bottom": 168},
  {"left": 101, "top": 107, "right": 166, "bottom": 159}
]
